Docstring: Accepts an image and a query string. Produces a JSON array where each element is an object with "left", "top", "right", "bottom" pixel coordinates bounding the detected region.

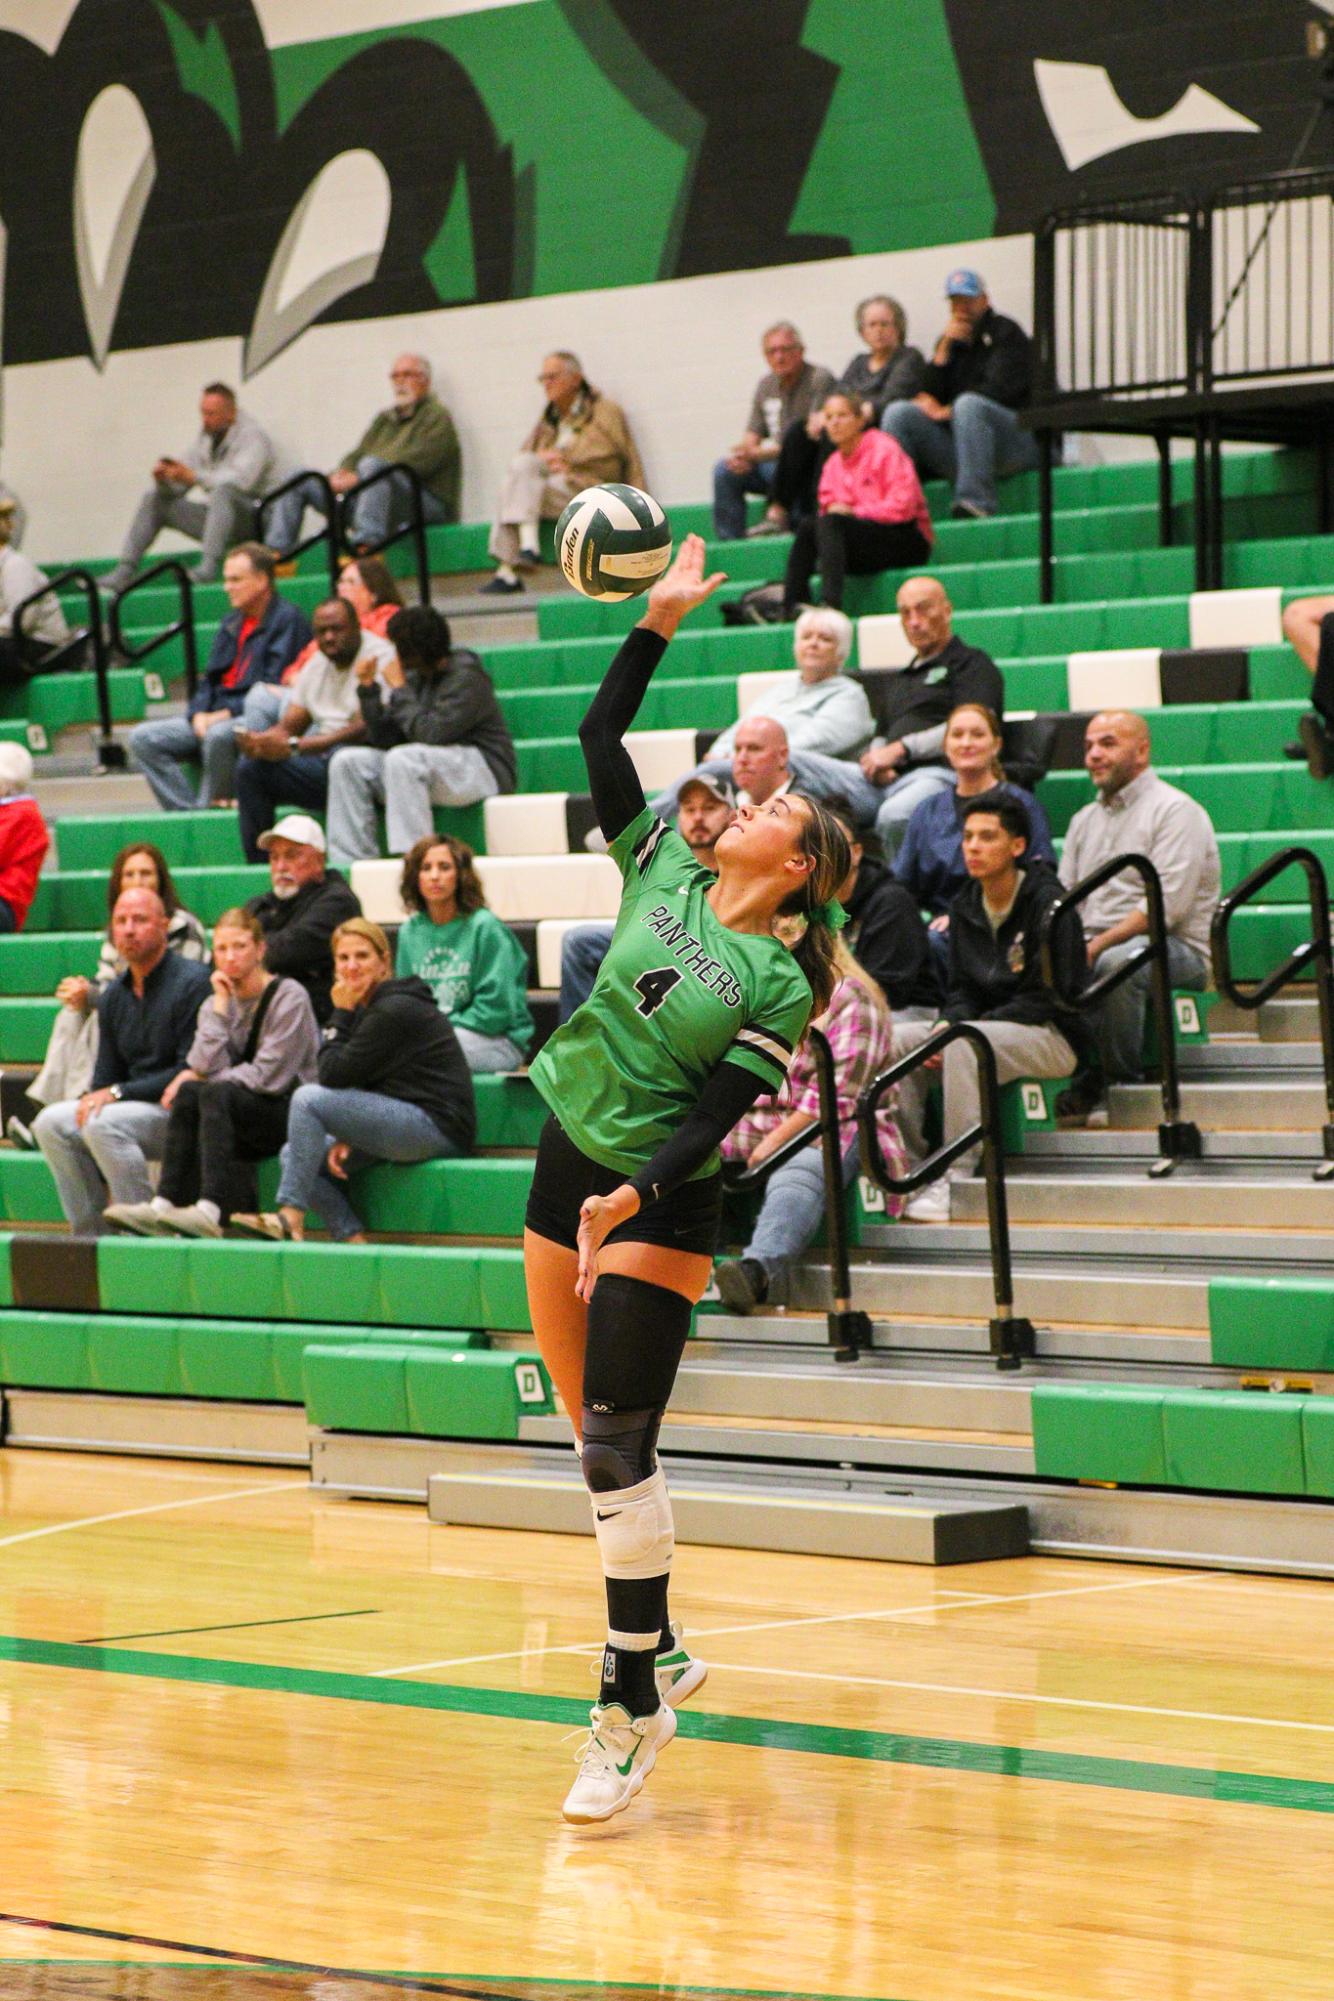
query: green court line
[{"left": 1, "top": 1631, "right": 1330, "bottom": 1818}]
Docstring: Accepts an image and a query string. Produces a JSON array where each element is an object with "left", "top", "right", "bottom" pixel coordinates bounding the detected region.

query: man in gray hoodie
[{"left": 103, "top": 382, "right": 275, "bottom": 591}]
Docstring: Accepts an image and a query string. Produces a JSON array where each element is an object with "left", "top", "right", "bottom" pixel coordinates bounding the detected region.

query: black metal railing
[
  {"left": 726, "top": 1025, "right": 871, "bottom": 1360},
  {"left": 15, "top": 567, "right": 112, "bottom": 759},
  {"left": 1040, "top": 852, "right": 1201, "bottom": 1177},
  {"left": 109, "top": 558, "right": 200, "bottom": 713},
  {"left": 254, "top": 470, "right": 341, "bottom": 595},
  {"left": 857, "top": 1023, "right": 1035, "bottom": 1371},
  {"left": 339, "top": 462, "right": 430, "bottom": 603},
  {"left": 1211, "top": 844, "right": 1334, "bottom": 1179}
]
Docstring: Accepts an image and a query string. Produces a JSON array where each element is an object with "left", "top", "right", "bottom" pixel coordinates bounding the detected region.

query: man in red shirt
[{"left": 0, "top": 742, "right": 48, "bottom": 932}]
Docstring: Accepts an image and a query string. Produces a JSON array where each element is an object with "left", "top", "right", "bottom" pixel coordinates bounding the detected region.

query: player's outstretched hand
[{"left": 641, "top": 533, "right": 727, "bottom": 639}]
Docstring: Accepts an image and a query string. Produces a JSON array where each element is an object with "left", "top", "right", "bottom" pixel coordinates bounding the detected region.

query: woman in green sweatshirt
[{"left": 395, "top": 835, "right": 534, "bottom": 1071}]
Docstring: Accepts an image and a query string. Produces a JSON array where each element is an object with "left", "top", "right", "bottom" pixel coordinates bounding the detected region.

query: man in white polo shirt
[
  {"left": 233, "top": 597, "right": 393, "bottom": 861},
  {"left": 1057, "top": 710, "right": 1220, "bottom": 1120}
]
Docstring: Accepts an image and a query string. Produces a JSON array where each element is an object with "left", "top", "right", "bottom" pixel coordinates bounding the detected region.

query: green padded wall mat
[
  {"left": 1161, "top": 1391, "right": 1307, "bottom": 1497},
  {"left": 1209, "top": 1278, "right": 1334, "bottom": 1371},
  {"left": 1030, "top": 1385, "right": 1167, "bottom": 1486}
]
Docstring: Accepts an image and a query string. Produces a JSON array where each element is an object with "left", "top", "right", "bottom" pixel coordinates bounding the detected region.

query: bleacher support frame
[
  {"left": 109, "top": 559, "right": 200, "bottom": 728},
  {"left": 14, "top": 567, "right": 106, "bottom": 753},
  {"left": 255, "top": 470, "right": 341, "bottom": 595},
  {"left": 339, "top": 461, "right": 431, "bottom": 604},
  {"left": 1212, "top": 843, "right": 1334, "bottom": 1179}
]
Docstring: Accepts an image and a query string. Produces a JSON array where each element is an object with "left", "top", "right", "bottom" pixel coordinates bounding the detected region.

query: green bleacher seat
[
  {"left": 1032, "top": 1380, "right": 1328, "bottom": 1498},
  {"left": 56, "top": 813, "right": 247, "bottom": 871},
  {"left": 1209, "top": 1277, "right": 1334, "bottom": 1371},
  {"left": 1030, "top": 1384, "right": 1168, "bottom": 1485},
  {"left": 302, "top": 1341, "right": 552, "bottom": 1437},
  {"left": 1161, "top": 1391, "right": 1307, "bottom": 1497}
]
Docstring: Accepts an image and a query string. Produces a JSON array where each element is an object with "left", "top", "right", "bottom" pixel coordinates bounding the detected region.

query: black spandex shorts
[{"left": 525, "top": 1115, "right": 722, "bottom": 1258}]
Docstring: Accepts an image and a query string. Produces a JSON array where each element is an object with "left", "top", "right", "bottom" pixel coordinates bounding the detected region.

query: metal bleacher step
[
  {"left": 951, "top": 1172, "right": 1334, "bottom": 1229},
  {"left": 877, "top": 1218, "right": 1334, "bottom": 1265},
  {"left": 419, "top": 1448, "right": 1031, "bottom": 1565},
  {"left": 1112, "top": 1078, "right": 1334, "bottom": 1130},
  {"left": 783, "top": 1256, "right": 1209, "bottom": 1331},
  {"left": 700, "top": 1303, "right": 1205, "bottom": 1365}
]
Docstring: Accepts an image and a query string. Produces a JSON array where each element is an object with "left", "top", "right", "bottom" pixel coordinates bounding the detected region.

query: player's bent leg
[{"left": 522, "top": 1226, "right": 588, "bottom": 1440}]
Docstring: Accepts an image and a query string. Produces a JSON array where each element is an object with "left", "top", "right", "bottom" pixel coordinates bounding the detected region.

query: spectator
[
  {"left": 231, "top": 918, "right": 475, "bottom": 1243},
  {"left": 560, "top": 774, "right": 737, "bottom": 1022},
  {"left": 102, "top": 382, "right": 275, "bottom": 593},
  {"left": 128, "top": 544, "right": 311, "bottom": 811},
  {"left": 714, "top": 939, "right": 908, "bottom": 1311},
  {"left": 657, "top": 611, "right": 871, "bottom": 822},
  {"left": 32, "top": 888, "right": 212, "bottom": 1235},
  {"left": 245, "top": 814, "right": 361, "bottom": 1027},
  {"left": 782, "top": 392, "right": 932, "bottom": 617},
  {"left": 0, "top": 480, "right": 27, "bottom": 548},
  {"left": 761, "top": 296, "right": 927, "bottom": 535},
  {"left": 337, "top": 555, "right": 405, "bottom": 639},
  {"left": 233, "top": 598, "right": 394, "bottom": 861},
  {"left": 396, "top": 835, "right": 534, "bottom": 1071},
  {"left": 892, "top": 797, "right": 1083, "bottom": 1221},
  {"left": 1055, "top": 711, "right": 1220, "bottom": 1123},
  {"left": 881, "top": 269, "right": 1035, "bottom": 520},
  {"left": 1279, "top": 595, "right": 1334, "bottom": 776},
  {"left": 103, "top": 908, "right": 320, "bottom": 1238},
  {"left": 712, "top": 323, "right": 835, "bottom": 543},
  {"left": 0, "top": 499, "right": 68, "bottom": 682},
  {"left": 482, "top": 352, "right": 644, "bottom": 594},
  {"left": 326, "top": 604, "right": 516, "bottom": 863},
  {"left": 895, "top": 702, "right": 1055, "bottom": 981},
  {"left": 0, "top": 744, "right": 48, "bottom": 933},
  {"left": 824, "top": 800, "right": 937, "bottom": 1020},
  {"left": 12, "top": 843, "right": 207, "bottom": 1146},
  {"left": 265, "top": 355, "right": 460, "bottom": 555},
  {"left": 752, "top": 577, "right": 1005, "bottom": 855}
]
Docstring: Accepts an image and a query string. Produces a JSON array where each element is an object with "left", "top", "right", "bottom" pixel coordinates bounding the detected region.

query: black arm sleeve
[
  {"left": 627, "top": 1058, "right": 771, "bottom": 1206},
  {"left": 577, "top": 624, "right": 669, "bottom": 843}
]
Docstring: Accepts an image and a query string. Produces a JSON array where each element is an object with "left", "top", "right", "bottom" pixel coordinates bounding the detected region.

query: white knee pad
[{"left": 588, "top": 1464, "right": 674, "bottom": 1581}]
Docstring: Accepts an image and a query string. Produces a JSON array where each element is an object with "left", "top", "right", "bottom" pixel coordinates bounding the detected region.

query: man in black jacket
[
  {"left": 787, "top": 576, "right": 1004, "bottom": 853},
  {"left": 245, "top": 814, "right": 360, "bottom": 1025},
  {"left": 33, "top": 888, "right": 212, "bottom": 1233},
  {"left": 326, "top": 603, "right": 517, "bottom": 863},
  {"left": 880, "top": 267, "right": 1037, "bottom": 520},
  {"left": 892, "top": 797, "right": 1083, "bottom": 1221},
  {"left": 824, "top": 801, "right": 938, "bottom": 1016}
]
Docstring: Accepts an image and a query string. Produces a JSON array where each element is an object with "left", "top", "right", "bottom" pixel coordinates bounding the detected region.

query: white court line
[
  {"left": 370, "top": 1563, "right": 1211, "bottom": 1679},
  {"left": 706, "top": 1658, "right": 1334, "bottom": 1738},
  {"left": 0, "top": 1480, "right": 305, "bottom": 1552}
]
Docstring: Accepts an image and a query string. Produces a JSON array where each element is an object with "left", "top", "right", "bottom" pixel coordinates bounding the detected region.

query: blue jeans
[
  {"left": 742, "top": 1137, "right": 857, "bottom": 1303},
  {"left": 452, "top": 1025, "right": 526, "bottom": 1073},
  {"left": 1095, "top": 937, "right": 1209, "bottom": 1084},
  {"left": 276, "top": 1083, "right": 463, "bottom": 1240},
  {"left": 785, "top": 749, "right": 956, "bottom": 856},
  {"left": 129, "top": 712, "right": 238, "bottom": 810},
  {"left": 880, "top": 392, "right": 1039, "bottom": 515},
  {"left": 559, "top": 923, "right": 614, "bottom": 1022},
  {"left": 712, "top": 456, "right": 775, "bottom": 542},
  {"left": 266, "top": 456, "right": 448, "bottom": 552},
  {"left": 236, "top": 748, "right": 331, "bottom": 861},
  {"left": 34, "top": 1097, "right": 169, "bottom": 1235}
]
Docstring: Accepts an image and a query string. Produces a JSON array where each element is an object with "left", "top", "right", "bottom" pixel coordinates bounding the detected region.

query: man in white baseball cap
[{"left": 246, "top": 814, "right": 360, "bottom": 1024}]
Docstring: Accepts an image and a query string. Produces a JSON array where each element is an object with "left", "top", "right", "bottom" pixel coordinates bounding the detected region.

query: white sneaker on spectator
[
  {"left": 904, "top": 1181, "right": 952, "bottom": 1224},
  {"left": 103, "top": 1202, "right": 174, "bottom": 1236},
  {"left": 159, "top": 1202, "right": 223, "bottom": 1238}
]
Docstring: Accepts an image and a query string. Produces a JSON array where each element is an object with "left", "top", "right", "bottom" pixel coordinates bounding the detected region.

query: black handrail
[
  {"left": 339, "top": 461, "right": 430, "bottom": 603},
  {"left": 109, "top": 558, "right": 200, "bottom": 705},
  {"left": 255, "top": 470, "right": 341, "bottom": 594},
  {"left": 1211, "top": 844, "right": 1334, "bottom": 1180},
  {"left": 856, "top": 1022, "right": 1036, "bottom": 1372},
  {"left": 726, "top": 1025, "right": 871, "bottom": 1360},
  {"left": 1040, "top": 851, "right": 1202, "bottom": 1177},
  {"left": 15, "top": 567, "right": 114, "bottom": 761}
]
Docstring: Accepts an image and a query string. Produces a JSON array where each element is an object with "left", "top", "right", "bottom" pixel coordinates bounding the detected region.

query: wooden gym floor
[{"left": 0, "top": 1450, "right": 1331, "bottom": 2001}]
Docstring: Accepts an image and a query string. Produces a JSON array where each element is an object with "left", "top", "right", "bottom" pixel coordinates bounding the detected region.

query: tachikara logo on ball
[{"left": 556, "top": 483, "right": 673, "bottom": 601}]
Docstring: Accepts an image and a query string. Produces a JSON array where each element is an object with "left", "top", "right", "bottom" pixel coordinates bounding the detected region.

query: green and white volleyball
[{"left": 556, "top": 483, "right": 674, "bottom": 601}]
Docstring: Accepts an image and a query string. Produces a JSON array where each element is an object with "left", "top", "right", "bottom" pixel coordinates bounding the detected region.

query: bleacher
[{"left": 2, "top": 444, "right": 1332, "bottom": 1571}]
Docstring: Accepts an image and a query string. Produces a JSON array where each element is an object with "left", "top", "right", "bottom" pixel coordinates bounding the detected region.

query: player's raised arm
[{"left": 577, "top": 533, "right": 727, "bottom": 843}]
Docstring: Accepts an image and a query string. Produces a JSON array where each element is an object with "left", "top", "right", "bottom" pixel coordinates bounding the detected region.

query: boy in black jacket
[{"left": 893, "top": 796, "right": 1082, "bottom": 1220}]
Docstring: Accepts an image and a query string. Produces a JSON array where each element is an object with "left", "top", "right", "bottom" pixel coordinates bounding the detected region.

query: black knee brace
[{"left": 580, "top": 1273, "right": 693, "bottom": 1494}]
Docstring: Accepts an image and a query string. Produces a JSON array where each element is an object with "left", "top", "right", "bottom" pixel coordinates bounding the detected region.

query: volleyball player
[{"left": 524, "top": 535, "right": 851, "bottom": 1823}]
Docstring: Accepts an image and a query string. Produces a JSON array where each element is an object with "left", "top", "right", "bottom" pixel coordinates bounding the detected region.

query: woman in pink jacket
[{"left": 782, "top": 390, "right": 933, "bottom": 617}]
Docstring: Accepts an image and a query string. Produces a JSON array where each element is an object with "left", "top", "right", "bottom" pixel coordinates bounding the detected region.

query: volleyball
[{"left": 556, "top": 482, "right": 673, "bottom": 601}]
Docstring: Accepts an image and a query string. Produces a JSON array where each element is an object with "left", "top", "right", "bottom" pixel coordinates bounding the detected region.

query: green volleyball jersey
[{"left": 530, "top": 805, "right": 813, "bottom": 1180}]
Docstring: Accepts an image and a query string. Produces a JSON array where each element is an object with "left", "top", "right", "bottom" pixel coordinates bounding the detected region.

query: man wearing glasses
[{"left": 712, "top": 323, "right": 834, "bottom": 543}]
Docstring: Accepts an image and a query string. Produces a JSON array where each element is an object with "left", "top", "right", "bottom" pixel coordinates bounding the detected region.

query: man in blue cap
[{"left": 880, "top": 269, "right": 1035, "bottom": 519}]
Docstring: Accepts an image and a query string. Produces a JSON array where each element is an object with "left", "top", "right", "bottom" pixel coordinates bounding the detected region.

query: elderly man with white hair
[
  {"left": 653, "top": 606, "right": 873, "bottom": 818},
  {"left": 265, "top": 354, "right": 460, "bottom": 553},
  {"left": 0, "top": 743, "right": 48, "bottom": 932}
]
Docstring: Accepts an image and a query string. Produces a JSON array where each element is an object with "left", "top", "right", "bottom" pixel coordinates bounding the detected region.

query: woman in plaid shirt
[{"left": 715, "top": 940, "right": 907, "bottom": 1312}]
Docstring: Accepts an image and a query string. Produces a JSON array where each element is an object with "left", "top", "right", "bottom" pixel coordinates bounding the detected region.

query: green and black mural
[{"left": 0, "top": 0, "right": 1328, "bottom": 376}]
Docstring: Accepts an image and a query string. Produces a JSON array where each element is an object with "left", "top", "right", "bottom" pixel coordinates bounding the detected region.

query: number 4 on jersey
[{"left": 633, "top": 966, "right": 683, "bottom": 1018}]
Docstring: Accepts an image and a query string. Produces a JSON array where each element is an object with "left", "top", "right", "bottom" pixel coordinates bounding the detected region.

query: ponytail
[{"left": 776, "top": 794, "right": 852, "bottom": 1015}]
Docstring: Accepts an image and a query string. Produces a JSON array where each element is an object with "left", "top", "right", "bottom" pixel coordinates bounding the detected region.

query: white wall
[{"left": 4, "top": 232, "right": 1032, "bottom": 564}]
